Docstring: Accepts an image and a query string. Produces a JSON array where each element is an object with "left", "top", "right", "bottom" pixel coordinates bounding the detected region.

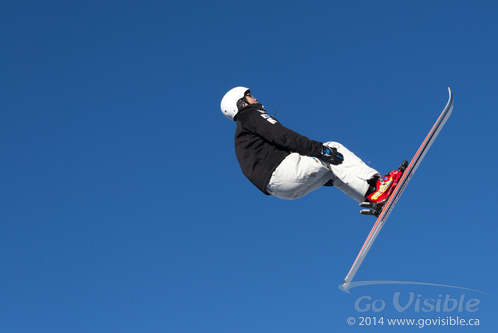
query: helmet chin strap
[{"left": 236, "top": 98, "right": 247, "bottom": 110}]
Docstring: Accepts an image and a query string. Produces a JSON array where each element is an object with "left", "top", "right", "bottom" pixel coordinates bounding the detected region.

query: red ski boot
[{"left": 360, "top": 160, "right": 408, "bottom": 216}]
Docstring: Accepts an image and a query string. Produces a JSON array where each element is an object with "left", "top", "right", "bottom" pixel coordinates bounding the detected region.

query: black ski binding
[
  {"left": 398, "top": 160, "right": 408, "bottom": 172},
  {"left": 360, "top": 202, "right": 382, "bottom": 217}
]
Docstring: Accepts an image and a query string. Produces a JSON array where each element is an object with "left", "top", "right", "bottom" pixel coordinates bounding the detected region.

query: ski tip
[{"left": 447, "top": 87, "right": 453, "bottom": 102}]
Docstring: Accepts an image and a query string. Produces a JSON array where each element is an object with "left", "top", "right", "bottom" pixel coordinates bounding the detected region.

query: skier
[{"left": 220, "top": 86, "right": 403, "bottom": 213}]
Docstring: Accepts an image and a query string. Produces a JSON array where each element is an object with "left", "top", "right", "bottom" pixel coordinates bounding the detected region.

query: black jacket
[{"left": 234, "top": 103, "right": 324, "bottom": 195}]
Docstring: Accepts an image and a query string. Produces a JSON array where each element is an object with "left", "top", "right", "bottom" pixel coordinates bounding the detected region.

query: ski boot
[{"left": 360, "top": 160, "right": 408, "bottom": 217}]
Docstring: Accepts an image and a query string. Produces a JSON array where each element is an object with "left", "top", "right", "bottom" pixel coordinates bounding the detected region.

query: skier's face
[{"left": 244, "top": 93, "right": 258, "bottom": 105}]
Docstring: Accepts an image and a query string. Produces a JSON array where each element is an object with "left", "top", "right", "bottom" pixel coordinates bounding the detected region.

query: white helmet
[{"left": 220, "top": 86, "right": 250, "bottom": 120}]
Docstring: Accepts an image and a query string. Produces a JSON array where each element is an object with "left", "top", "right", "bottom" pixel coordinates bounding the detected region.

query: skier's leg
[
  {"left": 266, "top": 153, "right": 333, "bottom": 200},
  {"left": 323, "top": 141, "right": 380, "bottom": 202}
]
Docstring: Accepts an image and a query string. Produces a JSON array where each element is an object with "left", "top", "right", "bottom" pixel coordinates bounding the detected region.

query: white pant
[{"left": 266, "top": 142, "right": 380, "bottom": 202}]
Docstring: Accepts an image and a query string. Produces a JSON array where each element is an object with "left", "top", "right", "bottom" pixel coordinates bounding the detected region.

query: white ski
[{"left": 342, "top": 88, "right": 454, "bottom": 291}]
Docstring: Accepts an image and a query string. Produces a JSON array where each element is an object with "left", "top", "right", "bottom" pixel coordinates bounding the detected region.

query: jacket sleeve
[{"left": 242, "top": 110, "right": 323, "bottom": 157}]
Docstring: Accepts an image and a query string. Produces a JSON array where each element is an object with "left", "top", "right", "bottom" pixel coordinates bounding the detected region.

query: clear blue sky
[{"left": 1, "top": 1, "right": 497, "bottom": 332}]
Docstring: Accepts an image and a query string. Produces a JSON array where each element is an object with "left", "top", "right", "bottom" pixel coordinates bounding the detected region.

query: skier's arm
[{"left": 243, "top": 110, "right": 323, "bottom": 157}]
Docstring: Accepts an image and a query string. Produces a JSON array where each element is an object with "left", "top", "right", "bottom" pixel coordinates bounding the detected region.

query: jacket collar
[{"left": 235, "top": 103, "right": 266, "bottom": 120}]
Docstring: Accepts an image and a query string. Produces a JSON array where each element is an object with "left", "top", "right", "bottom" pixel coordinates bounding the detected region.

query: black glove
[{"left": 320, "top": 145, "right": 344, "bottom": 165}]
